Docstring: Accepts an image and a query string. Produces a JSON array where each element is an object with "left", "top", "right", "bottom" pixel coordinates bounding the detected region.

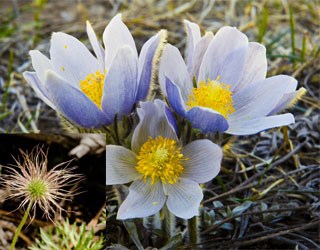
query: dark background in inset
[{"left": 0, "top": 134, "right": 105, "bottom": 247}]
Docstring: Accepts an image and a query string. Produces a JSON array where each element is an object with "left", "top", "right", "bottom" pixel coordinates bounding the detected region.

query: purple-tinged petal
[
  {"left": 159, "top": 44, "right": 192, "bottom": 100},
  {"left": 231, "top": 75, "right": 298, "bottom": 120},
  {"left": 131, "top": 100, "right": 178, "bottom": 154},
  {"left": 163, "top": 178, "right": 203, "bottom": 219},
  {"left": 50, "top": 32, "right": 99, "bottom": 86},
  {"left": 227, "top": 113, "right": 294, "bottom": 135},
  {"left": 268, "top": 88, "right": 306, "bottom": 115},
  {"left": 136, "top": 30, "right": 166, "bottom": 102},
  {"left": 45, "top": 70, "right": 109, "bottom": 128},
  {"left": 165, "top": 77, "right": 187, "bottom": 117},
  {"left": 102, "top": 46, "right": 138, "bottom": 122},
  {"left": 198, "top": 26, "right": 248, "bottom": 82},
  {"left": 165, "top": 105, "right": 178, "bottom": 135},
  {"left": 215, "top": 46, "right": 248, "bottom": 89},
  {"left": 186, "top": 106, "right": 228, "bottom": 134},
  {"left": 103, "top": 14, "right": 138, "bottom": 70},
  {"left": 184, "top": 20, "right": 201, "bottom": 72},
  {"left": 29, "top": 50, "right": 53, "bottom": 84},
  {"left": 23, "top": 71, "right": 56, "bottom": 109},
  {"left": 106, "top": 145, "right": 139, "bottom": 185},
  {"left": 233, "top": 42, "right": 267, "bottom": 93},
  {"left": 86, "top": 21, "right": 105, "bottom": 70},
  {"left": 191, "top": 32, "right": 213, "bottom": 79},
  {"left": 117, "top": 179, "right": 166, "bottom": 220},
  {"left": 181, "top": 140, "right": 222, "bottom": 183}
]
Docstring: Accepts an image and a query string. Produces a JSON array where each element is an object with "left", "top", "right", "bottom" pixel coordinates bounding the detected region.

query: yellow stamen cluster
[
  {"left": 186, "top": 79, "right": 235, "bottom": 118},
  {"left": 136, "top": 136, "right": 187, "bottom": 185},
  {"left": 79, "top": 70, "right": 105, "bottom": 109}
]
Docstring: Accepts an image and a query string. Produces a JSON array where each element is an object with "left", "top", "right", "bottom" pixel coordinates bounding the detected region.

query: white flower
[
  {"left": 159, "top": 21, "right": 306, "bottom": 135},
  {"left": 106, "top": 100, "right": 222, "bottom": 219}
]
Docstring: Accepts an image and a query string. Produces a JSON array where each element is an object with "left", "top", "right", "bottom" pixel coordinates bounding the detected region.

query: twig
[
  {"left": 201, "top": 205, "right": 311, "bottom": 234},
  {"left": 199, "top": 220, "right": 319, "bottom": 248},
  {"left": 232, "top": 220, "right": 319, "bottom": 247}
]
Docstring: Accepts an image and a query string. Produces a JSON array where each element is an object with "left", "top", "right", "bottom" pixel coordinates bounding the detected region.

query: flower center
[
  {"left": 136, "top": 136, "right": 186, "bottom": 185},
  {"left": 79, "top": 70, "right": 105, "bottom": 109},
  {"left": 27, "top": 179, "right": 47, "bottom": 200},
  {"left": 186, "top": 79, "right": 235, "bottom": 118}
]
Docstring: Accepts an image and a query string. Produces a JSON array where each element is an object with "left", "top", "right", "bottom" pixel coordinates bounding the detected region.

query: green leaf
[
  {"left": 232, "top": 201, "right": 253, "bottom": 216},
  {"left": 159, "top": 233, "right": 183, "bottom": 250},
  {"left": 123, "top": 220, "right": 144, "bottom": 250},
  {"left": 257, "top": 4, "right": 268, "bottom": 43}
]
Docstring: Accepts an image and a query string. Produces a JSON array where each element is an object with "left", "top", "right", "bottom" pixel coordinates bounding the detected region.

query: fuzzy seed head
[{"left": 0, "top": 146, "right": 83, "bottom": 221}]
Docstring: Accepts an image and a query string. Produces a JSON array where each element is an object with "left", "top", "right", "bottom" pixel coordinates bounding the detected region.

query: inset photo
[{"left": 0, "top": 134, "right": 106, "bottom": 250}]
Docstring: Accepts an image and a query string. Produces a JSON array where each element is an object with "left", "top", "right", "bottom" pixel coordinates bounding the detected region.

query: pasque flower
[
  {"left": 106, "top": 100, "right": 222, "bottom": 219},
  {"left": 0, "top": 146, "right": 82, "bottom": 220},
  {"left": 23, "top": 14, "right": 165, "bottom": 128},
  {"left": 159, "top": 21, "right": 306, "bottom": 135},
  {"left": 0, "top": 146, "right": 82, "bottom": 250}
]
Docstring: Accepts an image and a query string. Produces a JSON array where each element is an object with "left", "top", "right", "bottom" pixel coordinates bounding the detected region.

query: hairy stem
[
  {"left": 10, "top": 201, "right": 33, "bottom": 250},
  {"left": 188, "top": 216, "right": 198, "bottom": 244},
  {"left": 162, "top": 206, "right": 175, "bottom": 241}
]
